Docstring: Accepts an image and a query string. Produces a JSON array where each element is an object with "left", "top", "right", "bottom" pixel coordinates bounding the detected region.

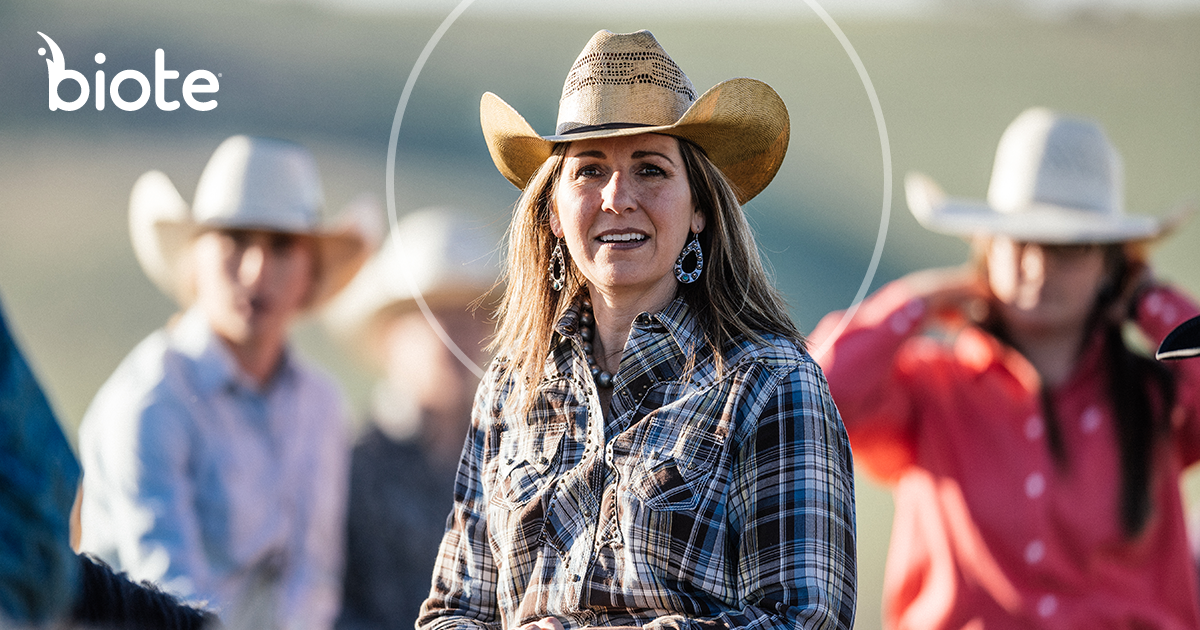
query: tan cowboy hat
[
  {"left": 906, "top": 107, "right": 1186, "bottom": 244},
  {"left": 480, "top": 29, "right": 790, "bottom": 204},
  {"left": 129, "top": 135, "right": 370, "bottom": 308},
  {"left": 322, "top": 207, "right": 500, "bottom": 364}
]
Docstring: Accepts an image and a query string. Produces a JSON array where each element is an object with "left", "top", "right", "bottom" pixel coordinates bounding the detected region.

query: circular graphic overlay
[{"left": 385, "top": 0, "right": 892, "bottom": 376}]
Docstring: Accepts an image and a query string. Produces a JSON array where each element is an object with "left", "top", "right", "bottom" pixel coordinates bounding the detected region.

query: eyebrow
[{"left": 570, "top": 149, "right": 676, "bottom": 165}]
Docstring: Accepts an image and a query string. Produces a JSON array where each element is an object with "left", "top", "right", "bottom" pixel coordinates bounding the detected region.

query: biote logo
[{"left": 37, "top": 32, "right": 219, "bottom": 112}]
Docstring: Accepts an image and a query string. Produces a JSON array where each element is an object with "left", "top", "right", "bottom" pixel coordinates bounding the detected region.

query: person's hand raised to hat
[{"left": 899, "top": 265, "right": 990, "bottom": 328}]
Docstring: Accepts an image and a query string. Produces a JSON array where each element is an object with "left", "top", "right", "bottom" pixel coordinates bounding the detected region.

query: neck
[
  {"left": 1006, "top": 322, "right": 1090, "bottom": 388},
  {"left": 221, "top": 335, "right": 286, "bottom": 388},
  {"left": 587, "top": 285, "right": 676, "bottom": 375}
]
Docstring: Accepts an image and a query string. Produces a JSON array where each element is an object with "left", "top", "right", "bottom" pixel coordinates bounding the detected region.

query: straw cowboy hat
[
  {"left": 906, "top": 107, "right": 1185, "bottom": 244},
  {"left": 480, "top": 29, "right": 790, "bottom": 204},
  {"left": 322, "top": 208, "right": 500, "bottom": 364},
  {"left": 129, "top": 135, "right": 370, "bottom": 308},
  {"left": 1157, "top": 315, "right": 1200, "bottom": 360}
]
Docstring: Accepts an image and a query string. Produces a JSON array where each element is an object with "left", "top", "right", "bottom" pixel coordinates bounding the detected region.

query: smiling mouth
[{"left": 598, "top": 233, "right": 647, "bottom": 243}]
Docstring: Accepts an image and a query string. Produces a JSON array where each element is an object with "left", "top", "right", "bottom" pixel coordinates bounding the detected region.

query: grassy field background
[{"left": 2, "top": 1, "right": 1199, "bottom": 627}]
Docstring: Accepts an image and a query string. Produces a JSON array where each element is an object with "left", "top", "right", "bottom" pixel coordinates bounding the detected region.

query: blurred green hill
[{"left": 1, "top": 2, "right": 1198, "bottom": 628}]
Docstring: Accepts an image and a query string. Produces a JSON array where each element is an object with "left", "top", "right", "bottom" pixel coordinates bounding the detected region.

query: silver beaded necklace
[{"left": 579, "top": 300, "right": 614, "bottom": 388}]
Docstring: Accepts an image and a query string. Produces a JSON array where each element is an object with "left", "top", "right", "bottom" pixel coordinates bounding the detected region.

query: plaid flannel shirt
[{"left": 419, "top": 297, "right": 856, "bottom": 630}]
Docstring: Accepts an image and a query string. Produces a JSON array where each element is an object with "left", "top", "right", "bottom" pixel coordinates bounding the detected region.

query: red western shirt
[{"left": 812, "top": 281, "right": 1200, "bottom": 630}]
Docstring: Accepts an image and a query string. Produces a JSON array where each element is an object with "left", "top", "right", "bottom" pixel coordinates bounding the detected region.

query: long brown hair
[
  {"left": 976, "top": 241, "right": 1175, "bottom": 537},
  {"left": 489, "top": 136, "right": 801, "bottom": 395}
]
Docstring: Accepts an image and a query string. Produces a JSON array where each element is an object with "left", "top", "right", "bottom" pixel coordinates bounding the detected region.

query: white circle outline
[
  {"left": 800, "top": 0, "right": 892, "bottom": 361},
  {"left": 385, "top": 0, "right": 892, "bottom": 376}
]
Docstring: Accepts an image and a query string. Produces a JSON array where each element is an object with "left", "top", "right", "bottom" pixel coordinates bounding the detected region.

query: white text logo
[{"left": 37, "top": 32, "right": 219, "bottom": 112}]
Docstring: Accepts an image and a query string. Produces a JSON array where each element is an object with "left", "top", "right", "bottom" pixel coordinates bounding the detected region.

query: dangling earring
[
  {"left": 548, "top": 237, "right": 567, "bottom": 291},
  {"left": 674, "top": 231, "right": 704, "bottom": 284}
]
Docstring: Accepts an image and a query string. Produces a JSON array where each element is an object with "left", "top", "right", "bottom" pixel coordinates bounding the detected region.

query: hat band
[{"left": 557, "top": 121, "right": 655, "bottom": 136}]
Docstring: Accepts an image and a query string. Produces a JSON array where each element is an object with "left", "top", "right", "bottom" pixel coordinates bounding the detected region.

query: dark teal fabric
[{"left": 0, "top": 296, "right": 81, "bottom": 622}]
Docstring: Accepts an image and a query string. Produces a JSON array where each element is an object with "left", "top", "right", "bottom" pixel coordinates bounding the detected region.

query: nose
[
  {"left": 1020, "top": 243, "right": 1047, "bottom": 285},
  {"left": 238, "top": 242, "right": 267, "bottom": 287},
  {"left": 600, "top": 171, "right": 636, "bottom": 214}
]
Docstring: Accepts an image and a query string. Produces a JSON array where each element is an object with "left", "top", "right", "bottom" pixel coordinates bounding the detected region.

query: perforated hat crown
[
  {"left": 481, "top": 29, "right": 790, "bottom": 204},
  {"left": 555, "top": 30, "right": 697, "bottom": 135}
]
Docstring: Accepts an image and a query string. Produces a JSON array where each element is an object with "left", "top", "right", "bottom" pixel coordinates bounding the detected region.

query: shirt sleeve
[
  {"left": 79, "top": 360, "right": 215, "bottom": 605},
  {"left": 808, "top": 279, "right": 927, "bottom": 482},
  {"left": 645, "top": 358, "right": 857, "bottom": 630},
  {"left": 281, "top": 374, "right": 352, "bottom": 630},
  {"left": 416, "top": 372, "right": 502, "bottom": 630},
  {"left": 1133, "top": 283, "right": 1200, "bottom": 465},
  {"left": 735, "top": 358, "right": 857, "bottom": 630}
]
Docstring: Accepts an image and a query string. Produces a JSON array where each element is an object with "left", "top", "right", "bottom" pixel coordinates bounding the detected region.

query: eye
[
  {"left": 636, "top": 163, "right": 668, "bottom": 177},
  {"left": 573, "top": 163, "right": 603, "bottom": 179},
  {"left": 223, "top": 230, "right": 251, "bottom": 249},
  {"left": 269, "top": 234, "right": 300, "bottom": 255}
]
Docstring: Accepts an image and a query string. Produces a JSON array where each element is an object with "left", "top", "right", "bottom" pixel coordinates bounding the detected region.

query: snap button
[
  {"left": 1024, "top": 539, "right": 1045, "bottom": 564},
  {"left": 1025, "top": 472, "right": 1046, "bottom": 498},
  {"left": 1024, "top": 415, "right": 1043, "bottom": 441},
  {"left": 1036, "top": 594, "right": 1057, "bottom": 618}
]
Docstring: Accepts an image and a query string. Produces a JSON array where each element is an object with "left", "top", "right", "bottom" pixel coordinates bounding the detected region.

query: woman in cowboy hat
[
  {"left": 417, "top": 30, "right": 856, "bottom": 630},
  {"left": 78, "top": 135, "right": 369, "bottom": 630},
  {"left": 325, "top": 208, "right": 500, "bottom": 630},
  {"left": 811, "top": 107, "right": 1200, "bottom": 629}
]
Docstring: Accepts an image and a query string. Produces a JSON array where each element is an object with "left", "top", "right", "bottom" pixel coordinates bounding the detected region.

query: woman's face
[
  {"left": 550, "top": 133, "right": 705, "bottom": 307},
  {"left": 986, "top": 236, "right": 1111, "bottom": 335}
]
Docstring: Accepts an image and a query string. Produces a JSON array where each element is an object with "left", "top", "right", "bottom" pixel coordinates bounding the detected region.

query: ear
[
  {"left": 549, "top": 205, "right": 564, "bottom": 238},
  {"left": 691, "top": 207, "right": 706, "bottom": 234}
]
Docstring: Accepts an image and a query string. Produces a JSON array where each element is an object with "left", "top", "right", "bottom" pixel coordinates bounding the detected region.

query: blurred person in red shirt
[{"left": 812, "top": 107, "right": 1200, "bottom": 629}]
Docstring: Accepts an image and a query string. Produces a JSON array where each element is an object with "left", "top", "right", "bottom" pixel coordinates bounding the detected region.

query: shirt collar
[
  {"left": 648, "top": 295, "right": 705, "bottom": 361},
  {"left": 170, "top": 307, "right": 297, "bottom": 395},
  {"left": 956, "top": 323, "right": 1108, "bottom": 394},
  {"left": 552, "top": 295, "right": 702, "bottom": 358},
  {"left": 550, "top": 294, "right": 704, "bottom": 387}
]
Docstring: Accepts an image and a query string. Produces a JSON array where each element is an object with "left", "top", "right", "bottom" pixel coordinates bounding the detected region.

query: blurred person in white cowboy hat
[
  {"left": 323, "top": 208, "right": 499, "bottom": 630},
  {"left": 811, "top": 107, "right": 1200, "bottom": 629},
  {"left": 417, "top": 29, "right": 856, "bottom": 630},
  {"left": 77, "top": 135, "right": 370, "bottom": 630}
]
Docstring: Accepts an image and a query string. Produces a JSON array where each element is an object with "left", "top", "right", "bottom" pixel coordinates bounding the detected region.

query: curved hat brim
[
  {"left": 481, "top": 78, "right": 789, "bottom": 204},
  {"left": 1157, "top": 315, "right": 1200, "bottom": 360},
  {"left": 129, "top": 170, "right": 369, "bottom": 310},
  {"left": 905, "top": 171, "right": 1182, "bottom": 244}
]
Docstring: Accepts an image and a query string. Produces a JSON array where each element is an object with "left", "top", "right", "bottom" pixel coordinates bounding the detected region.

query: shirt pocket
[
  {"left": 491, "top": 421, "right": 568, "bottom": 510},
  {"left": 624, "top": 410, "right": 728, "bottom": 512}
]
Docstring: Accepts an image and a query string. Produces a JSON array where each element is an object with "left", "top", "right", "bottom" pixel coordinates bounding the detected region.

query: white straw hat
[
  {"left": 480, "top": 29, "right": 790, "bottom": 204},
  {"left": 129, "top": 135, "right": 370, "bottom": 308},
  {"left": 322, "top": 208, "right": 500, "bottom": 363},
  {"left": 906, "top": 107, "right": 1184, "bottom": 244}
]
